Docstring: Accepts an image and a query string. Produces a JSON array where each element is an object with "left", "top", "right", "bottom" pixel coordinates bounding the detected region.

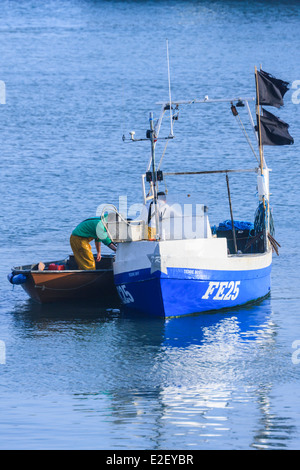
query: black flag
[
  {"left": 256, "top": 69, "right": 289, "bottom": 108},
  {"left": 256, "top": 108, "right": 294, "bottom": 146}
]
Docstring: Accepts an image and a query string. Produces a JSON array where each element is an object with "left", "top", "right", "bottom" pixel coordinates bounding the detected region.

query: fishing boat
[
  {"left": 8, "top": 64, "right": 292, "bottom": 316},
  {"left": 8, "top": 254, "right": 119, "bottom": 304},
  {"left": 101, "top": 66, "right": 292, "bottom": 317}
]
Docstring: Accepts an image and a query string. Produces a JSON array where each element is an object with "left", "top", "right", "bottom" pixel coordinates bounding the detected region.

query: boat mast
[
  {"left": 149, "top": 112, "right": 160, "bottom": 239},
  {"left": 166, "top": 39, "right": 174, "bottom": 137}
]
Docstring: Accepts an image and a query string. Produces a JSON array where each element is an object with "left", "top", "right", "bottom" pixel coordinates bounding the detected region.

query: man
[
  {"left": 140, "top": 191, "right": 183, "bottom": 240},
  {"left": 141, "top": 191, "right": 170, "bottom": 239},
  {"left": 70, "top": 216, "right": 116, "bottom": 270}
]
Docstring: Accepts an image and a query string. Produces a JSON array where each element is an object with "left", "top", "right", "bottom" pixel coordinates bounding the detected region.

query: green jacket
[{"left": 72, "top": 217, "right": 112, "bottom": 246}]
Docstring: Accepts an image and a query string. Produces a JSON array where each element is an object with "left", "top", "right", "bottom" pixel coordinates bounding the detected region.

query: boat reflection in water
[
  {"left": 9, "top": 296, "right": 290, "bottom": 450},
  {"left": 12, "top": 292, "right": 274, "bottom": 349},
  {"left": 120, "top": 295, "right": 274, "bottom": 350},
  {"left": 162, "top": 296, "right": 275, "bottom": 349}
]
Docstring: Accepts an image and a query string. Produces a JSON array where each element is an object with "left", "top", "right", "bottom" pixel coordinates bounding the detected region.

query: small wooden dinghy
[{"left": 8, "top": 254, "right": 120, "bottom": 304}]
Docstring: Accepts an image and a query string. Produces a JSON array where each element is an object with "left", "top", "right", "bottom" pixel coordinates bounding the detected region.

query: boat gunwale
[
  {"left": 11, "top": 253, "right": 115, "bottom": 275},
  {"left": 226, "top": 249, "right": 273, "bottom": 258},
  {"left": 12, "top": 268, "right": 113, "bottom": 274}
]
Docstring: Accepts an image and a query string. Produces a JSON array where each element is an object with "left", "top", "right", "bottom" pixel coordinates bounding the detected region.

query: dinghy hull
[{"left": 10, "top": 254, "right": 120, "bottom": 304}]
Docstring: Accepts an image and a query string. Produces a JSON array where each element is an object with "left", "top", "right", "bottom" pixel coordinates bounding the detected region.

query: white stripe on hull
[{"left": 114, "top": 239, "right": 272, "bottom": 276}]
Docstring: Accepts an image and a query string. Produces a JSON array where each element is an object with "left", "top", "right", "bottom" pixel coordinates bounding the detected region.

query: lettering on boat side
[
  {"left": 116, "top": 284, "right": 134, "bottom": 304},
  {"left": 105, "top": 453, "right": 194, "bottom": 466},
  {"left": 128, "top": 271, "right": 140, "bottom": 277},
  {"left": 0, "top": 340, "right": 6, "bottom": 365},
  {"left": 202, "top": 281, "right": 240, "bottom": 300}
]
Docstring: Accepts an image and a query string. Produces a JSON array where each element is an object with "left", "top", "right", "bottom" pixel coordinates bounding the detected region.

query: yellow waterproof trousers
[
  {"left": 147, "top": 226, "right": 156, "bottom": 240},
  {"left": 70, "top": 235, "right": 96, "bottom": 270}
]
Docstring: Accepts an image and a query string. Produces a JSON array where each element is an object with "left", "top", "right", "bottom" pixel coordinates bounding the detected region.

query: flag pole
[
  {"left": 255, "top": 66, "right": 264, "bottom": 176},
  {"left": 255, "top": 66, "right": 269, "bottom": 252}
]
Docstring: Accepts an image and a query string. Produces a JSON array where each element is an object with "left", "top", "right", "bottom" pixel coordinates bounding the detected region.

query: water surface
[{"left": 0, "top": 0, "right": 300, "bottom": 450}]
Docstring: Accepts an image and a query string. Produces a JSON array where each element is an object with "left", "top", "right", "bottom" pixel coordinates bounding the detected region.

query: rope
[
  {"left": 254, "top": 201, "right": 275, "bottom": 236},
  {"left": 244, "top": 202, "right": 280, "bottom": 255},
  {"left": 157, "top": 138, "right": 170, "bottom": 170},
  {"left": 234, "top": 113, "right": 259, "bottom": 163},
  {"left": 100, "top": 204, "right": 130, "bottom": 241}
]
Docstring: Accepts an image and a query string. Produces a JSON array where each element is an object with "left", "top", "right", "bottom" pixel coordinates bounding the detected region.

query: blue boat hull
[{"left": 114, "top": 264, "right": 272, "bottom": 317}]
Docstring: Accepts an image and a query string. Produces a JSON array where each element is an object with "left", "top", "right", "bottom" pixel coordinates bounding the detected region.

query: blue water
[{"left": 1, "top": 0, "right": 300, "bottom": 450}]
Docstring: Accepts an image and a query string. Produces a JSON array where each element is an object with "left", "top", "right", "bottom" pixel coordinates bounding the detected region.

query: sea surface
[{"left": 0, "top": 0, "right": 300, "bottom": 450}]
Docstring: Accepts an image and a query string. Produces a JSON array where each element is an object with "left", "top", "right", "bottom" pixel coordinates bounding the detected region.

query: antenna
[{"left": 166, "top": 39, "right": 173, "bottom": 137}]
